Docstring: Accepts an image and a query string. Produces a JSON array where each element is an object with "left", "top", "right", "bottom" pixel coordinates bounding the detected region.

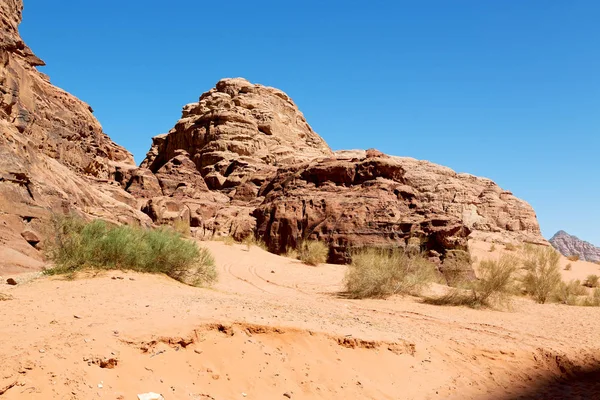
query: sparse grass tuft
[
  {"left": 564, "top": 263, "right": 572, "bottom": 271},
  {"left": 567, "top": 255, "right": 580, "bottom": 262},
  {"left": 584, "top": 274, "right": 600, "bottom": 288},
  {"left": 489, "top": 243, "right": 497, "bottom": 252},
  {"left": 344, "top": 248, "right": 437, "bottom": 299},
  {"left": 212, "top": 235, "right": 236, "bottom": 246},
  {"left": 45, "top": 216, "right": 217, "bottom": 287},
  {"left": 284, "top": 247, "right": 299, "bottom": 260},
  {"left": 299, "top": 240, "right": 329, "bottom": 266},
  {"left": 521, "top": 245, "right": 562, "bottom": 304},
  {"left": 172, "top": 219, "right": 191, "bottom": 237},
  {"left": 504, "top": 243, "right": 518, "bottom": 252},
  {"left": 241, "top": 235, "right": 268, "bottom": 252}
]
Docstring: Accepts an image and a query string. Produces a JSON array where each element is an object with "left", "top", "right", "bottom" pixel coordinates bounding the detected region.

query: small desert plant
[
  {"left": 489, "top": 243, "right": 497, "bottom": 252},
  {"left": 172, "top": 219, "right": 191, "bottom": 237},
  {"left": 567, "top": 255, "right": 580, "bottom": 262},
  {"left": 46, "top": 216, "right": 216, "bottom": 286},
  {"left": 214, "top": 235, "right": 236, "bottom": 246},
  {"left": 521, "top": 245, "right": 562, "bottom": 304},
  {"left": 299, "top": 240, "right": 329, "bottom": 266},
  {"left": 344, "top": 248, "right": 437, "bottom": 299},
  {"left": 504, "top": 243, "right": 518, "bottom": 252},
  {"left": 584, "top": 274, "right": 600, "bottom": 288},
  {"left": 564, "top": 263, "right": 572, "bottom": 271},
  {"left": 580, "top": 288, "right": 600, "bottom": 307},
  {"left": 425, "top": 255, "right": 519, "bottom": 308},
  {"left": 241, "top": 235, "right": 268, "bottom": 251},
  {"left": 284, "top": 247, "right": 299, "bottom": 260},
  {"left": 552, "top": 280, "right": 587, "bottom": 305}
]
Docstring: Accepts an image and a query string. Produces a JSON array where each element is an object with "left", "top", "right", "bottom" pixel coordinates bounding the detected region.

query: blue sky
[{"left": 20, "top": 0, "right": 599, "bottom": 245}]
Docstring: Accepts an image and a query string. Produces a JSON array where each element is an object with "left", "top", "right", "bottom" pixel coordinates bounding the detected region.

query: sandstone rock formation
[
  {"left": 0, "top": 0, "right": 149, "bottom": 274},
  {"left": 550, "top": 231, "right": 600, "bottom": 262},
  {"left": 131, "top": 78, "right": 544, "bottom": 269},
  {"left": 0, "top": 0, "right": 546, "bottom": 277}
]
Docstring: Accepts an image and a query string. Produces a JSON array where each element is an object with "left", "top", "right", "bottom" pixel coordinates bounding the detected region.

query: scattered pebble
[
  {"left": 39, "top": 349, "right": 45, "bottom": 353},
  {"left": 6, "top": 278, "right": 17, "bottom": 286},
  {"left": 73, "top": 315, "right": 82, "bottom": 319},
  {"left": 97, "top": 383, "right": 103, "bottom": 389},
  {"left": 283, "top": 393, "right": 292, "bottom": 399},
  {"left": 137, "top": 393, "right": 164, "bottom": 400}
]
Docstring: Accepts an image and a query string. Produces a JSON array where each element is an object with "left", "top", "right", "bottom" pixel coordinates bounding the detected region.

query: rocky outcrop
[
  {"left": 550, "top": 231, "right": 600, "bottom": 262},
  {"left": 254, "top": 150, "right": 542, "bottom": 263},
  {"left": 0, "top": 0, "right": 149, "bottom": 274},
  {"left": 131, "top": 78, "right": 544, "bottom": 268}
]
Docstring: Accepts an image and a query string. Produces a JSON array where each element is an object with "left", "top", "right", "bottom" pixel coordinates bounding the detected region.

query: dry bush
[
  {"left": 299, "top": 240, "right": 329, "bottom": 266},
  {"left": 552, "top": 280, "right": 588, "bottom": 305},
  {"left": 46, "top": 216, "right": 217, "bottom": 287},
  {"left": 489, "top": 243, "right": 497, "bottom": 252},
  {"left": 584, "top": 274, "right": 600, "bottom": 288},
  {"left": 521, "top": 245, "right": 562, "bottom": 304},
  {"left": 564, "top": 263, "right": 572, "bottom": 271},
  {"left": 425, "top": 255, "right": 519, "bottom": 308},
  {"left": 344, "top": 248, "right": 437, "bottom": 299},
  {"left": 504, "top": 243, "right": 518, "bottom": 252},
  {"left": 567, "top": 255, "right": 580, "bottom": 262},
  {"left": 580, "top": 288, "right": 600, "bottom": 307},
  {"left": 439, "top": 249, "right": 473, "bottom": 286}
]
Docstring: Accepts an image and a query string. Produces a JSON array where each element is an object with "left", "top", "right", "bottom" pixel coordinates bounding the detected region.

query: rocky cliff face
[
  {"left": 0, "top": 0, "right": 149, "bottom": 274},
  {"left": 550, "top": 231, "right": 600, "bottom": 262},
  {"left": 128, "top": 78, "right": 545, "bottom": 268}
]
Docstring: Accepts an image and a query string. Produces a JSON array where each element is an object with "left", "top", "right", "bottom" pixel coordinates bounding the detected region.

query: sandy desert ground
[{"left": 2, "top": 241, "right": 600, "bottom": 400}]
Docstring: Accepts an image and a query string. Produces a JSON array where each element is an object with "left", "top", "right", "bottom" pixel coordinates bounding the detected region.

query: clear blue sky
[{"left": 20, "top": 0, "right": 599, "bottom": 245}]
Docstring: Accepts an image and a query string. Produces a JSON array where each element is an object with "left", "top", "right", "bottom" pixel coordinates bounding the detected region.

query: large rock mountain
[
  {"left": 0, "top": 0, "right": 546, "bottom": 276},
  {"left": 126, "top": 78, "right": 545, "bottom": 264},
  {"left": 0, "top": 0, "right": 149, "bottom": 274},
  {"left": 550, "top": 231, "right": 600, "bottom": 262}
]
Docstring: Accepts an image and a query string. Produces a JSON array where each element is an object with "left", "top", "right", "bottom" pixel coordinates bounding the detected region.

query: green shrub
[
  {"left": 425, "top": 255, "right": 518, "bottom": 308},
  {"left": 344, "top": 248, "right": 437, "bottom": 299},
  {"left": 584, "top": 274, "right": 600, "bottom": 288},
  {"left": 46, "top": 217, "right": 216, "bottom": 286},
  {"left": 521, "top": 245, "right": 562, "bottom": 304},
  {"left": 299, "top": 240, "right": 329, "bottom": 266}
]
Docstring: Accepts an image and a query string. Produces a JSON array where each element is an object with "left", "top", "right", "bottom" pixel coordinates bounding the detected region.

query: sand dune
[{"left": 1, "top": 241, "right": 600, "bottom": 399}]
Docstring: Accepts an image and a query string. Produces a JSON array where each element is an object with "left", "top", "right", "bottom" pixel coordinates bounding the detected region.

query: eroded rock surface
[
  {"left": 132, "top": 78, "right": 544, "bottom": 267},
  {"left": 0, "top": 0, "right": 149, "bottom": 274}
]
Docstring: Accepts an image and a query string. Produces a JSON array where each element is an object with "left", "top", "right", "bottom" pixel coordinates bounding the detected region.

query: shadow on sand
[{"left": 487, "top": 365, "right": 600, "bottom": 400}]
